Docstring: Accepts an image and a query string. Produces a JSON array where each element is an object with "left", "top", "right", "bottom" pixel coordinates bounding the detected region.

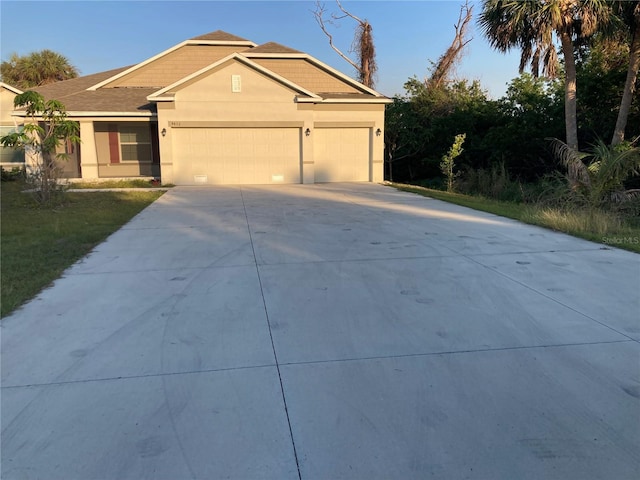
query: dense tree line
[{"left": 385, "top": 2, "right": 639, "bottom": 194}]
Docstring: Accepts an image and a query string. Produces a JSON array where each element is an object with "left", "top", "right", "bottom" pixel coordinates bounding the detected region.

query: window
[
  {"left": 232, "top": 74, "right": 241, "bottom": 93},
  {"left": 0, "top": 126, "right": 25, "bottom": 164},
  {"left": 119, "top": 125, "right": 151, "bottom": 162}
]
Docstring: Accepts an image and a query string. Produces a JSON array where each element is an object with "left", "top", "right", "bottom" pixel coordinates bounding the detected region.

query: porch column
[{"left": 79, "top": 120, "right": 99, "bottom": 179}]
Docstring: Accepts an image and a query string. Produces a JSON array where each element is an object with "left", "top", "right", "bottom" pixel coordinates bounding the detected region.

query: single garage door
[
  {"left": 314, "top": 128, "right": 370, "bottom": 182},
  {"left": 172, "top": 127, "right": 301, "bottom": 185}
]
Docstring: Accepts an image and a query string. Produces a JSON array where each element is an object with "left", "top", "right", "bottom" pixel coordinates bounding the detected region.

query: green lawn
[
  {"left": 392, "top": 183, "right": 640, "bottom": 254},
  {"left": 1, "top": 181, "right": 164, "bottom": 318}
]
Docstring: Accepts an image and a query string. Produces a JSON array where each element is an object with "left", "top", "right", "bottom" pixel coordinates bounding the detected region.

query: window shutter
[{"left": 108, "top": 124, "right": 120, "bottom": 164}]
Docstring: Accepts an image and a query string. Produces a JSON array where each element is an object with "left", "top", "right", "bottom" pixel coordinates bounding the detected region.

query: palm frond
[{"left": 546, "top": 137, "right": 590, "bottom": 188}]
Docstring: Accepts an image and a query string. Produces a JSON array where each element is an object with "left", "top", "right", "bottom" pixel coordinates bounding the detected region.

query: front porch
[{"left": 72, "top": 120, "right": 161, "bottom": 180}]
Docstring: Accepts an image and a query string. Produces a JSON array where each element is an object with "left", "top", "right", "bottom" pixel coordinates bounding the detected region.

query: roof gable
[
  {"left": 103, "top": 45, "right": 250, "bottom": 88},
  {"left": 171, "top": 59, "right": 311, "bottom": 104},
  {"left": 147, "top": 53, "right": 320, "bottom": 101},
  {"left": 89, "top": 31, "right": 256, "bottom": 90},
  {"left": 243, "top": 49, "right": 384, "bottom": 98}
]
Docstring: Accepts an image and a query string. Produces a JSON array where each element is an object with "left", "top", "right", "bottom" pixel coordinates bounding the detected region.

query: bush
[{"left": 1, "top": 166, "right": 25, "bottom": 182}]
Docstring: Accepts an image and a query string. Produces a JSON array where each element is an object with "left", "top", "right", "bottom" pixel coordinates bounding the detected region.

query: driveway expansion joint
[
  {"left": 277, "top": 339, "right": 637, "bottom": 368},
  {"left": 463, "top": 253, "right": 639, "bottom": 342},
  {"left": 1, "top": 363, "right": 279, "bottom": 390},
  {"left": 240, "top": 186, "right": 302, "bottom": 480}
]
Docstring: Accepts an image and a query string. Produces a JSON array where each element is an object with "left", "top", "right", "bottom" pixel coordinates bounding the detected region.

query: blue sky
[{"left": 0, "top": 0, "right": 523, "bottom": 98}]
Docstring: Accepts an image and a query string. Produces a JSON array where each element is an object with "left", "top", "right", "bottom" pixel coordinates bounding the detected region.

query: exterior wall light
[
  {"left": 375, "top": 128, "right": 382, "bottom": 136},
  {"left": 305, "top": 128, "right": 311, "bottom": 137},
  {"left": 161, "top": 128, "right": 167, "bottom": 137}
]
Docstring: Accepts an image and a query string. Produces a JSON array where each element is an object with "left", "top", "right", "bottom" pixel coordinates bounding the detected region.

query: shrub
[
  {"left": 1, "top": 166, "right": 25, "bottom": 182},
  {"left": 440, "top": 133, "right": 465, "bottom": 192}
]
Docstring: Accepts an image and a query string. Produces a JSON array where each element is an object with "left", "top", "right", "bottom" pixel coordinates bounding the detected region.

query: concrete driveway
[{"left": 2, "top": 183, "right": 639, "bottom": 479}]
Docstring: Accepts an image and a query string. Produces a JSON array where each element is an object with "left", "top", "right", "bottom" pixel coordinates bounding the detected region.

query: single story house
[{"left": 13, "top": 30, "right": 391, "bottom": 185}]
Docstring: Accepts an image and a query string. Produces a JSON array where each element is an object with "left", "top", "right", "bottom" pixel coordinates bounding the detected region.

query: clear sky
[{"left": 0, "top": 0, "right": 523, "bottom": 99}]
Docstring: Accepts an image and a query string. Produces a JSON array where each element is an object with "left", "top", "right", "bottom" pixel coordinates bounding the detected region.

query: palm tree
[
  {"left": 0, "top": 50, "right": 78, "bottom": 89},
  {"left": 479, "top": 0, "right": 612, "bottom": 151},
  {"left": 611, "top": 1, "right": 640, "bottom": 146}
]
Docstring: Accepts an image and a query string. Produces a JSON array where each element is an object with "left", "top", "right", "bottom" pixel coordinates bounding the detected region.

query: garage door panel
[
  {"left": 315, "top": 128, "right": 370, "bottom": 183},
  {"left": 172, "top": 128, "right": 301, "bottom": 185}
]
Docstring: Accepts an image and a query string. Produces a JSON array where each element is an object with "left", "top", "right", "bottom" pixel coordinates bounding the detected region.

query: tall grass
[
  {"left": 522, "top": 207, "right": 624, "bottom": 235},
  {"left": 392, "top": 183, "right": 640, "bottom": 253}
]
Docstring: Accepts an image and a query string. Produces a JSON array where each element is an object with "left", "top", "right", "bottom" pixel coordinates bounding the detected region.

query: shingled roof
[
  {"left": 189, "top": 30, "right": 252, "bottom": 42},
  {"left": 33, "top": 66, "right": 132, "bottom": 101},
  {"left": 21, "top": 67, "right": 154, "bottom": 113},
  {"left": 245, "top": 42, "right": 303, "bottom": 55},
  {"left": 47, "top": 88, "right": 157, "bottom": 113}
]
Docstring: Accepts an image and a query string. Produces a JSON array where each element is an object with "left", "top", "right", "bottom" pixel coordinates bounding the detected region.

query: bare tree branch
[
  {"left": 313, "top": 0, "right": 377, "bottom": 87},
  {"left": 427, "top": 0, "right": 473, "bottom": 89},
  {"left": 313, "top": 1, "right": 360, "bottom": 72},
  {"left": 335, "top": 0, "right": 363, "bottom": 24}
]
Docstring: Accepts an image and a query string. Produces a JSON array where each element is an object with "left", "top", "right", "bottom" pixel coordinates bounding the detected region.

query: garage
[
  {"left": 314, "top": 128, "right": 371, "bottom": 182},
  {"left": 171, "top": 127, "right": 301, "bottom": 185}
]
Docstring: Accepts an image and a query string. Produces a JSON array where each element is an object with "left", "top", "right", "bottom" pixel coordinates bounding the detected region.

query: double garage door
[
  {"left": 172, "top": 127, "right": 301, "bottom": 185},
  {"left": 171, "top": 126, "right": 370, "bottom": 185}
]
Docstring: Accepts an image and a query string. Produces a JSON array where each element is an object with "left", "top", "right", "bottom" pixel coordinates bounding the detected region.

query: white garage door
[
  {"left": 314, "top": 128, "right": 370, "bottom": 182},
  {"left": 172, "top": 128, "right": 301, "bottom": 185}
]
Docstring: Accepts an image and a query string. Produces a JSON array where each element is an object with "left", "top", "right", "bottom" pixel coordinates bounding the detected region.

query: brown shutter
[{"left": 108, "top": 124, "right": 120, "bottom": 163}]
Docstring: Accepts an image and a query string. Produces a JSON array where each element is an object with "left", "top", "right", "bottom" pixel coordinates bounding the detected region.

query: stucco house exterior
[
  {"left": 0, "top": 82, "right": 25, "bottom": 169},
  {"left": 13, "top": 30, "right": 391, "bottom": 185}
]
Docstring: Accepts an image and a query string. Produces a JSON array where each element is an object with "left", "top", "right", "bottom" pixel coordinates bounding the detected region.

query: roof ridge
[
  {"left": 243, "top": 41, "right": 303, "bottom": 55},
  {"left": 189, "top": 30, "right": 253, "bottom": 42}
]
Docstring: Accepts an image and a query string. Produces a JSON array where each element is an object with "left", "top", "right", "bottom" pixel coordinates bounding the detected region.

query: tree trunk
[
  {"left": 612, "top": 25, "right": 640, "bottom": 146},
  {"left": 361, "top": 56, "right": 371, "bottom": 87},
  {"left": 359, "top": 21, "right": 376, "bottom": 88},
  {"left": 560, "top": 32, "right": 579, "bottom": 150}
]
